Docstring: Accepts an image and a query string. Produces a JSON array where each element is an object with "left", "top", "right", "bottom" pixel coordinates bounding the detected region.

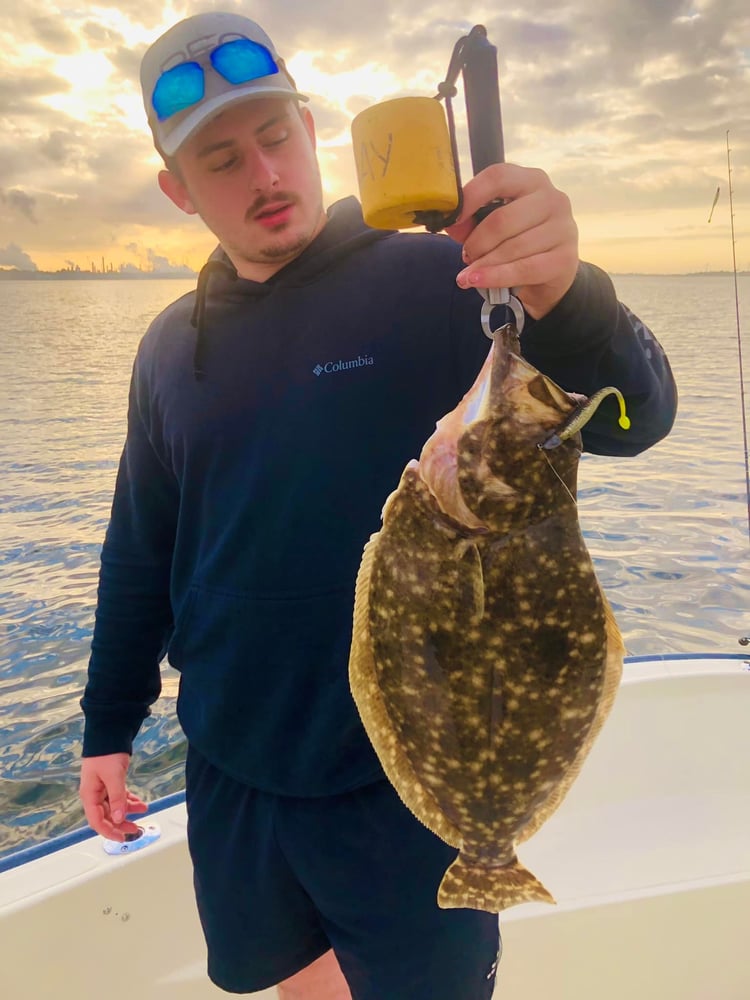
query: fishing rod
[
  {"left": 724, "top": 131, "right": 750, "bottom": 545},
  {"left": 724, "top": 131, "right": 750, "bottom": 649}
]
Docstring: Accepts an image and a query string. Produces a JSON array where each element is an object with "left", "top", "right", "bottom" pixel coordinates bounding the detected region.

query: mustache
[{"left": 246, "top": 193, "right": 298, "bottom": 221}]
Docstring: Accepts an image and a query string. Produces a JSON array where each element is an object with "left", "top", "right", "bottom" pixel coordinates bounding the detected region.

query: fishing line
[
  {"left": 539, "top": 449, "right": 578, "bottom": 508},
  {"left": 725, "top": 131, "right": 750, "bottom": 542}
]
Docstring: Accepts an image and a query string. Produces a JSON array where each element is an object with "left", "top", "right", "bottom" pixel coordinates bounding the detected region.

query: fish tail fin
[{"left": 437, "top": 852, "right": 555, "bottom": 912}]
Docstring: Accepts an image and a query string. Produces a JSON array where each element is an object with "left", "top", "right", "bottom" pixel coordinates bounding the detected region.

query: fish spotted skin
[{"left": 349, "top": 325, "right": 624, "bottom": 913}]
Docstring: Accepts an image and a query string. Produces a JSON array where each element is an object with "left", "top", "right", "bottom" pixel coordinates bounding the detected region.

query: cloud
[
  {"left": 304, "top": 97, "right": 350, "bottom": 141},
  {"left": 108, "top": 44, "right": 146, "bottom": 84},
  {"left": 0, "top": 71, "right": 71, "bottom": 117},
  {"left": 146, "top": 248, "right": 195, "bottom": 274},
  {"left": 74, "top": 2, "right": 166, "bottom": 29},
  {"left": 0, "top": 1, "right": 748, "bottom": 274},
  {"left": 0, "top": 243, "right": 38, "bottom": 270},
  {"left": 81, "top": 20, "right": 123, "bottom": 46},
  {"left": 30, "top": 16, "right": 79, "bottom": 54},
  {"left": 183, "top": 0, "right": 388, "bottom": 54},
  {"left": 1, "top": 189, "right": 38, "bottom": 222},
  {"left": 78, "top": 19, "right": 146, "bottom": 81}
]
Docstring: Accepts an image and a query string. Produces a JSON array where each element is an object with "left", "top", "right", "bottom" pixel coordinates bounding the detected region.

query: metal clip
[{"left": 480, "top": 288, "right": 524, "bottom": 339}]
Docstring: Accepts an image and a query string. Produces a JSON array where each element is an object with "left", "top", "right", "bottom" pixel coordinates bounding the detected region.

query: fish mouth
[
  {"left": 417, "top": 341, "right": 579, "bottom": 527},
  {"left": 417, "top": 347, "right": 496, "bottom": 528}
]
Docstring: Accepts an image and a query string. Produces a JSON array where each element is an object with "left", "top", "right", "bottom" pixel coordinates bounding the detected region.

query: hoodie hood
[{"left": 190, "top": 197, "right": 392, "bottom": 378}]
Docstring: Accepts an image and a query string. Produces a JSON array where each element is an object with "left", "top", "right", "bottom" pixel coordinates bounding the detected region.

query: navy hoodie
[{"left": 81, "top": 197, "right": 677, "bottom": 796}]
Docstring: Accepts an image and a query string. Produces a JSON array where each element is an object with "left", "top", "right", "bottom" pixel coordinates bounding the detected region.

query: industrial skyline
[{"left": 1, "top": 2, "right": 749, "bottom": 275}]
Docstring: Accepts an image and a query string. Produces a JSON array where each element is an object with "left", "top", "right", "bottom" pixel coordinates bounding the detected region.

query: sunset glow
[{"left": 1, "top": 2, "right": 748, "bottom": 275}]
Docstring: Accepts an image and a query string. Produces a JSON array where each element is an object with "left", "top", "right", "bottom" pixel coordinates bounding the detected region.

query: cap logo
[{"left": 161, "top": 31, "right": 249, "bottom": 72}]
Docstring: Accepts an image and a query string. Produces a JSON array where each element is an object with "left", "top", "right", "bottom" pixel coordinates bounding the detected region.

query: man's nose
[{"left": 248, "top": 149, "right": 280, "bottom": 190}]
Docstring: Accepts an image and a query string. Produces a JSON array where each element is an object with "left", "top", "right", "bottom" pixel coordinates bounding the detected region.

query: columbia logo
[{"left": 313, "top": 355, "right": 375, "bottom": 376}]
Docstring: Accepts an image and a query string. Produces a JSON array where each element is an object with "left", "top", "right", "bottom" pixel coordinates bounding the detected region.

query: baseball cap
[{"left": 140, "top": 12, "right": 308, "bottom": 157}]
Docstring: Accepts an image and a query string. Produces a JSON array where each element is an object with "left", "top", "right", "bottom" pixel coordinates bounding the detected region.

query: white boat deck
[
  {"left": 515, "top": 660, "right": 749, "bottom": 907},
  {"left": 1, "top": 654, "right": 748, "bottom": 999}
]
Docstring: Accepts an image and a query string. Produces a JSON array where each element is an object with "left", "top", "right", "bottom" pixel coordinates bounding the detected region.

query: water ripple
[{"left": 0, "top": 274, "right": 748, "bottom": 859}]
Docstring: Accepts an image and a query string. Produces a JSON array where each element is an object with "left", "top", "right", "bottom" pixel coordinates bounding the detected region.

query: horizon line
[{"left": 2, "top": 267, "right": 750, "bottom": 280}]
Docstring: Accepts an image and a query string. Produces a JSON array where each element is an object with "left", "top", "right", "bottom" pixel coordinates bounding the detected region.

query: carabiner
[{"left": 480, "top": 287, "right": 524, "bottom": 339}]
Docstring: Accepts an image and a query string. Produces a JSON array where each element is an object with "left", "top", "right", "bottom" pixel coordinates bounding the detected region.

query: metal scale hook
[
  {"left": 480, "top": 287, "right": 525, "bottom": 339},
  {"left": 428, "top": 25, "right": 525, "bottom": 341}
]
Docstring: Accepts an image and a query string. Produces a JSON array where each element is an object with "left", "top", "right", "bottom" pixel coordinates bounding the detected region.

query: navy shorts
[{"left": 185, "top": 746, "right": 501, "bottom": 997}]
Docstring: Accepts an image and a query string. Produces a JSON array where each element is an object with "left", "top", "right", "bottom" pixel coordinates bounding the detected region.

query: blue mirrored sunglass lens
[
  {"left": 152, "top": 62, "right": 204, "bottom": 121},
  {"left": 211, "top": 38, "right": 278, "bottom": 85}
]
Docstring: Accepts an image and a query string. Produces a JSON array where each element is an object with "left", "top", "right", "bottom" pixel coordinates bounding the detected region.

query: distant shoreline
[
  {"left": 0, "top": 269, "right": 197, "bottom": 281},
  {"left": 1, "top": 268, "right": 747, "bottom": 281},
  {"left": 612, "top": 270, "right": 750, "bottom": 278}
]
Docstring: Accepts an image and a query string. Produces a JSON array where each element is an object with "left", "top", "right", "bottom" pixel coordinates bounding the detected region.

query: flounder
[{"left": 349, "top": 323, "right": 625, "bottom": 913}]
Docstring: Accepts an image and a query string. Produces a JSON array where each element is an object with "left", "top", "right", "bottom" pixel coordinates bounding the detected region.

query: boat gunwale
[{"left": 0, "top": 652, "right": 747, "bottom": 876}]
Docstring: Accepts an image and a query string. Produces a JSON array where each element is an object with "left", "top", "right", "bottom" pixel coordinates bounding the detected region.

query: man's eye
[
  {"left": 263, "top": 130, "right": 290, "bottom": 148},
  {"left": 211, "top": 157, "right": 238, "bottom": 172}
]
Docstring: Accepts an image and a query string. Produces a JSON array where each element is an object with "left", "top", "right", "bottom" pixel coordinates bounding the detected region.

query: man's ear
[{"left": 158, "top": 169, "right": 197, "bottom": 215}]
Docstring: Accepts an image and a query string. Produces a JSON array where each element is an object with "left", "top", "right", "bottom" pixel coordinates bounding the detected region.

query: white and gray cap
[{"left": 140, "top": 12, "right": 308, "bottom": 157}]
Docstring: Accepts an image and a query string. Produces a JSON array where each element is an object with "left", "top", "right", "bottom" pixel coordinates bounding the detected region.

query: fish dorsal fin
[{"left": 349, "top": 533, "right": 463, "bottom": 848}]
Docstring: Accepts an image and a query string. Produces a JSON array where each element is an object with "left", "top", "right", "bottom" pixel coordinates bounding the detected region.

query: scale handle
[
  {"left": 463, "top": 28, "right": 505, "bottom": 175},
  {"left": 462, "top": 28, "right": 505, "bottom": 223}
]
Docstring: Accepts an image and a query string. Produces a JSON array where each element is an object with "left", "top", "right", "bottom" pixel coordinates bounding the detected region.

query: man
[{"left": 79, "top": 11, "right": 677, "bottom": 1000}]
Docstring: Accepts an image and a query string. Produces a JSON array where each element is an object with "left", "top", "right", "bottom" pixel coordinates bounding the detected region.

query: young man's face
[{"left": 160, "top": 97, "right": 327, "bottom": 281}]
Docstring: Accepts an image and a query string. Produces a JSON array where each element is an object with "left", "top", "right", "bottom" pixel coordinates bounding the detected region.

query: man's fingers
[
  {"left": 445, "top": 163, "right": 572, "bottom": 256},
  {"left": 108, "top": 795, "right": 127, "bottom": 825},
  {"left": 460, "top": 189, "right": 573, "bottom": 265},
  {"left": 79, "top": 753, "right": 148, "bottom": 841},
  {"left": 446, "top": 163, "right": 551, "bottom": 241},
  {"left": 82, "top": 798, "right": 145, "bottom": 842},
  {"left": 458, "top": 247, "right": 573, "bottom": 295},
  {"left": 102, "top": 783, "right": 148, "bottom": 835},
  {"left": 456, "top": 219, "right": 578, "bottom": 289},
  {"left": 462, "top": 163, "right": 548, "bottom": 214},
  {"left": 125, "top": 791, "right": 149, "bottom": 813},
  {"left": 443, "top": 160, "right": 579, "bottom": 317},
  {"left": 81, "top": 799, "right": 108, "bottom": 838}
]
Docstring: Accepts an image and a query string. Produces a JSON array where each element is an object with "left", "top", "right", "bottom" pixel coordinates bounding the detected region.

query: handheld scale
[
  {"left": 351, "top": 25, "right": 524, "bottom": 336},
  {"left": 351, "top": 31, "right": 630, "bottom": 443}
]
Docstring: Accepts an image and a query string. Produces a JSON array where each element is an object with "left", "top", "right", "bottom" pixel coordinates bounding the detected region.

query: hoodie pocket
[
  {"left": 167, "top": 582, "right": 355, "bottom": 696},
  {"left": 170, "top": 586, "right": 381, "bottom": 796},
  {"left": 166, "top": 582, "right": 370, "bottom": 791}
]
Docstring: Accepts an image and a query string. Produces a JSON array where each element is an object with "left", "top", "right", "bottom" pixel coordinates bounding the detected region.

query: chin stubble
[
  {"left": 243, "top": 199, "right": 325, "bottom": 265},
  {"left": 256, "top": 232, "right": 312, "bottom": 261}
]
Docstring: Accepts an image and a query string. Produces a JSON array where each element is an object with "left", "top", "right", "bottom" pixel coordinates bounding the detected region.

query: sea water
[{"left": 0, "top": 273, "right": 748, "bottom": 859}]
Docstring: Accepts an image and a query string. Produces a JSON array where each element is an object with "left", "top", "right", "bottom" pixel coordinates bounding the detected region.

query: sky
[{"left": 1, "top": 0, "right": 749, "bottom": 275}]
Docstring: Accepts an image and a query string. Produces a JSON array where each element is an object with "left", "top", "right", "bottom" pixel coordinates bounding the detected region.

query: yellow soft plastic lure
[{"left": 540, "top": 387, "right": 630, "bottom": 450}]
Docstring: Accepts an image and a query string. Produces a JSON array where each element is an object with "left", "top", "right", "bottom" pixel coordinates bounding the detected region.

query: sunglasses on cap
[{"left": 151, "top": 37, "right": 279, "bottom": 122}]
